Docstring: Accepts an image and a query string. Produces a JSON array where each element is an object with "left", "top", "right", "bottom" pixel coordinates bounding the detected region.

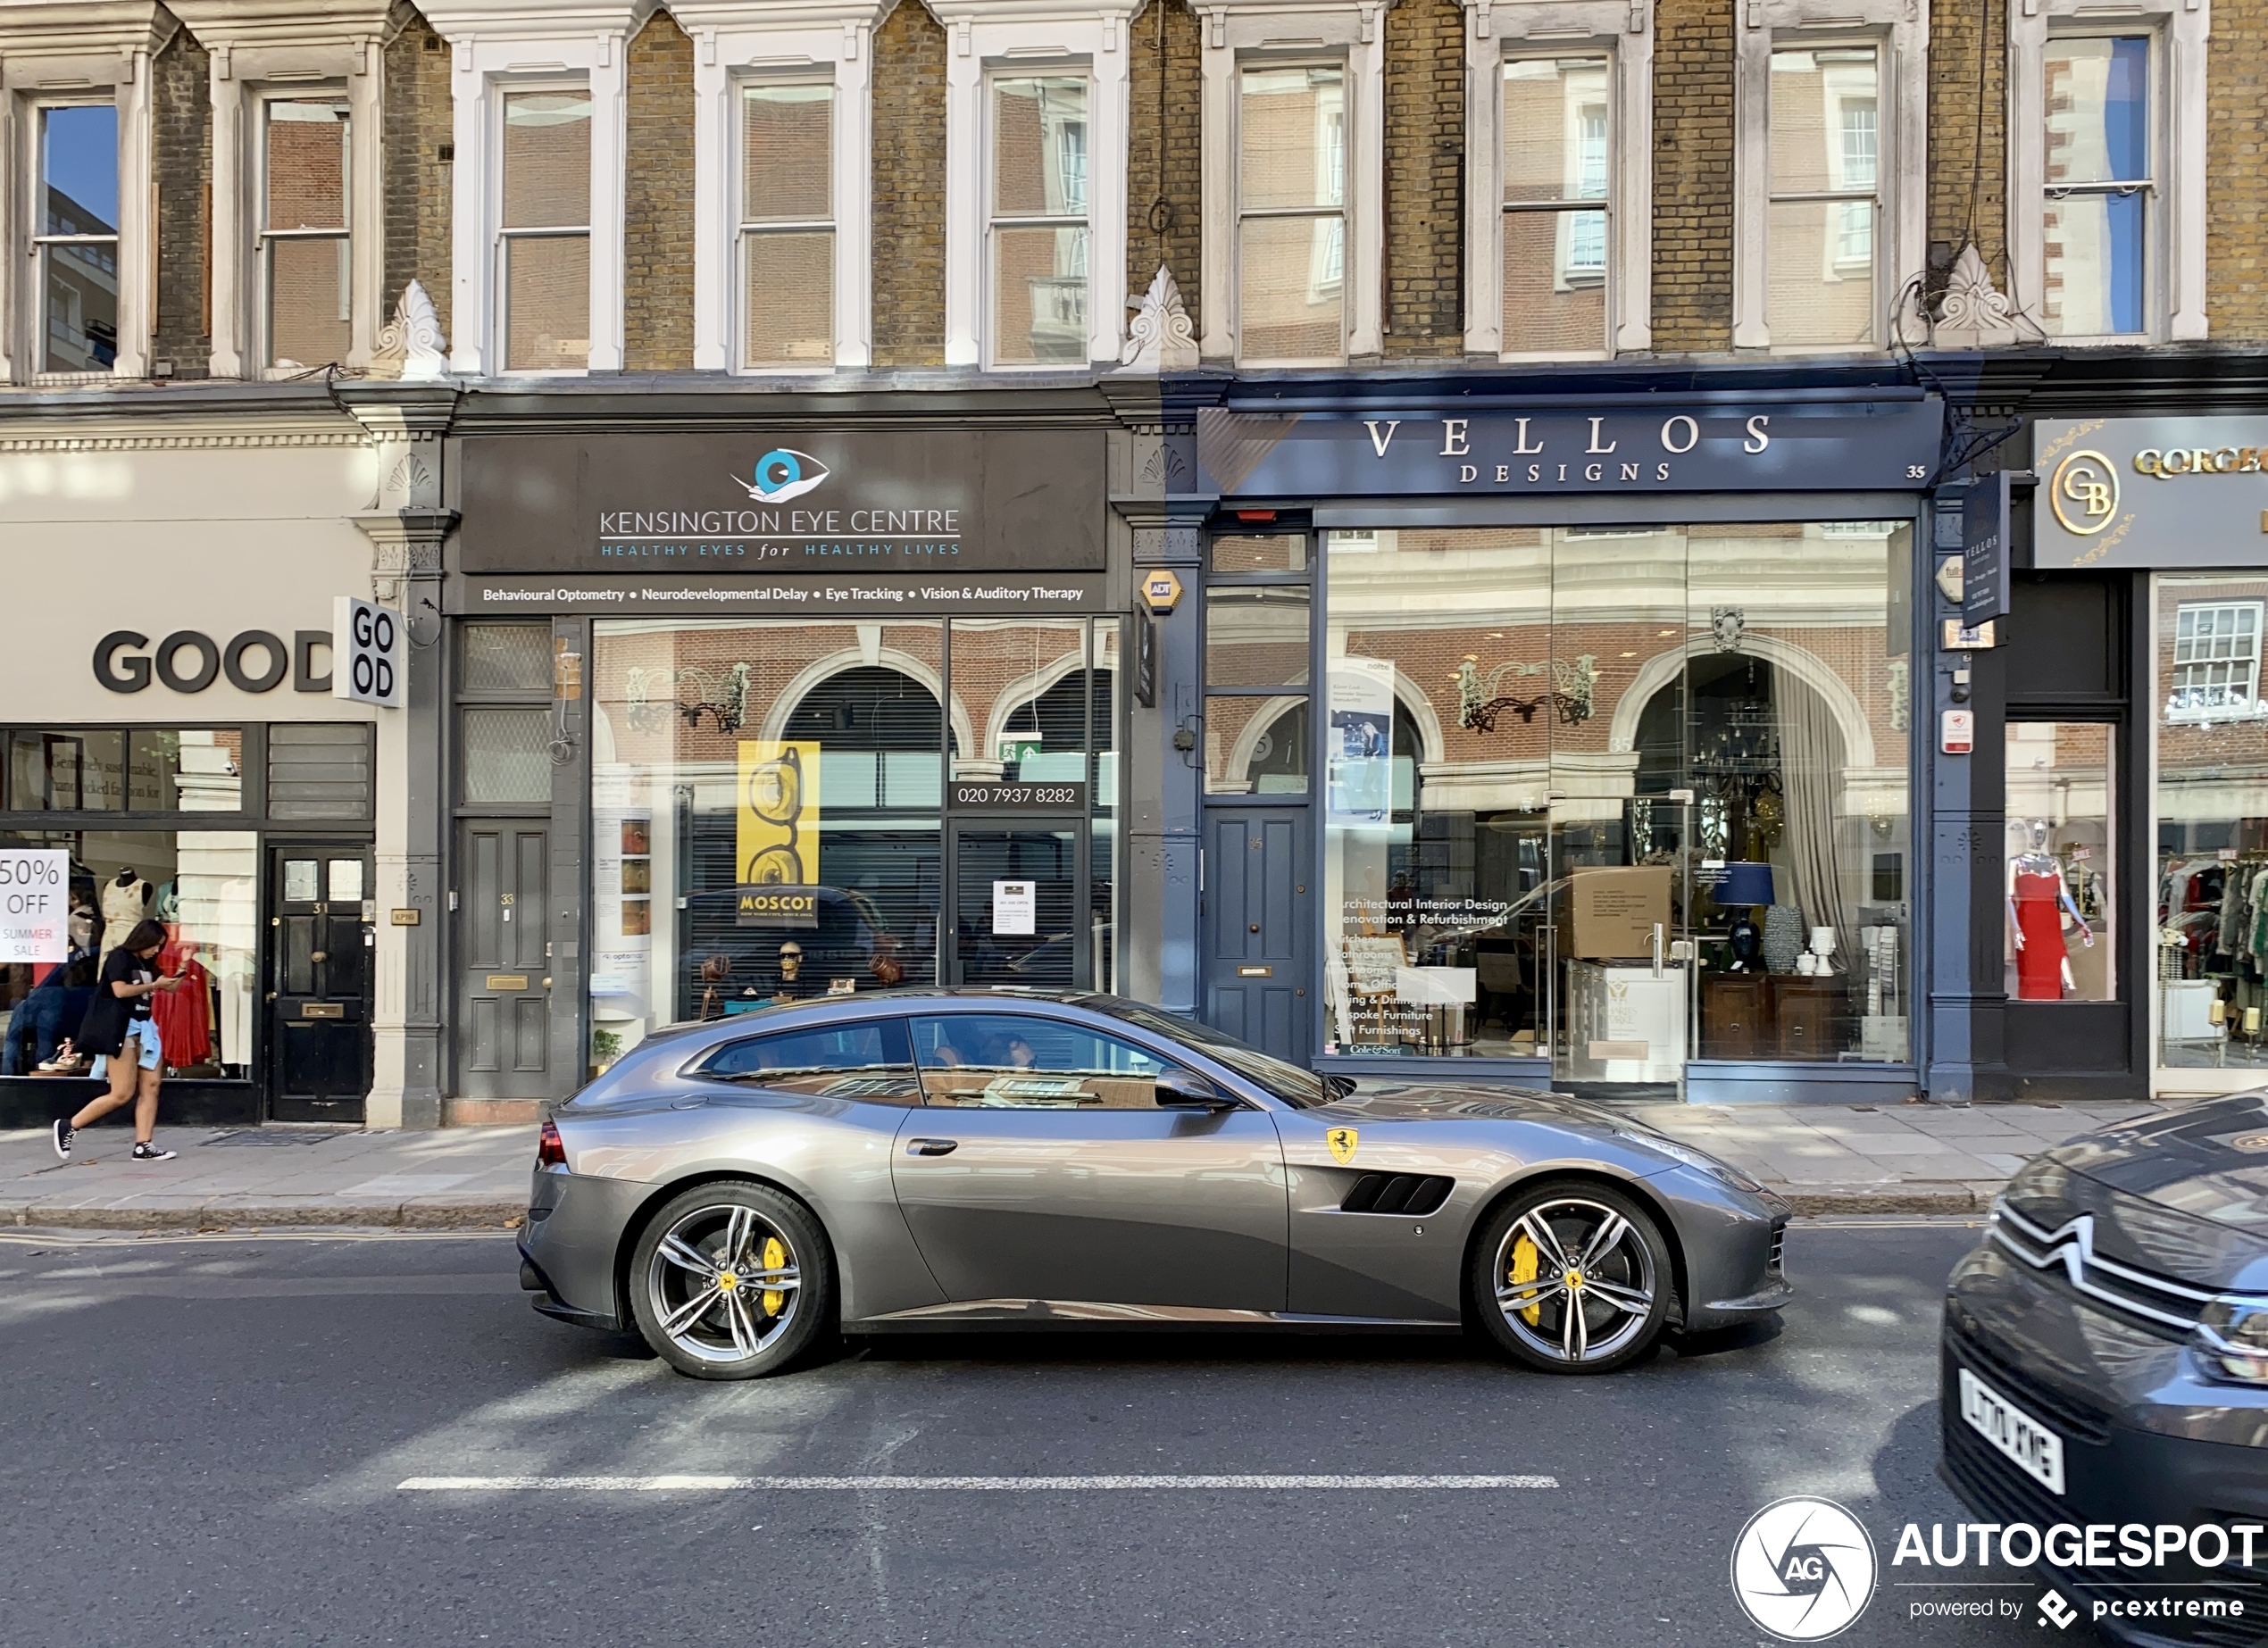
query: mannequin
[
  {"left": 99, "top": 869, "right": 152, "bottom": 964},
  {"left": 2008, "top": 819, "right": 2094, "bottom": 1001}
]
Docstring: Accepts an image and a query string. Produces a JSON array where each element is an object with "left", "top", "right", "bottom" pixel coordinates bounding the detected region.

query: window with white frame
[
  {"left": 740, "top": 82, "right": 834, "bottom": 369},
  {"left": 2169, "top": 602, "right": 2264, "bottom": 719},
  {"left": 498, "top": 88, "right": 591, "bottom": 372},
  {"left": 35, "top": 104, "right": 121, "bottom": 373},
  {"left": 1501, "top": 55, "right": 1611, "bottom": 354},
  {"left": 260, "top": 96, "right": 351, "bottom": 370},
  {"left": 988, "top": 75, "right": 1089, "bottom": 367},
  {"left": 2042, "top": 37, "right": 2149, "bottom": 338},
  {"left": 1765, "top": 46, "right": 1880, "bottom": 346},
  {"left": 1237, "top": 63, "right": 1345, "bottom": 364}
]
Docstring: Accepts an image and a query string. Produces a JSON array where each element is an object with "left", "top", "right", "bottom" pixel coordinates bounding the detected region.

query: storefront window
[
  {"left": 2005, "top": 722, "right": 2114, "bottom": 1003},
  {"left": 6, "top": 728, "right": 244, "bottom": 812},
  {"left": 589, "top": 618, "right": 1119, "bottom": 1060},
  {"left": 1322, "top": 522, "right": 1913, "bottom": 1076},
  {"left": 2155, "top": 577, "right": 2268, "bottom": 1068},
  {"left": 0, "top": 828, "right": 258, "bottom": 1078}
]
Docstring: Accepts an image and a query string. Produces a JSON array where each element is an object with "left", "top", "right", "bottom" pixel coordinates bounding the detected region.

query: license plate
[{"left": 1958, "top": 1367, "right": 2065, "bottom": 1494}]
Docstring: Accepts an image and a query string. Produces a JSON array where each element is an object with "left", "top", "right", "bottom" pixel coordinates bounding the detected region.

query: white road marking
[{"left": 397, "top": 1473, "right": 1558, "bottom": 1493}]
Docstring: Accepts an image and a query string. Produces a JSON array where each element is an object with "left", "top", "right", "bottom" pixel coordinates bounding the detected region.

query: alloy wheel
[
  {"left": 1491, "top": 1194, "right": 1658, "bottom": 1366},
  {"left": 645, "top": 1202, "right": 803, "bottom": 1365}
]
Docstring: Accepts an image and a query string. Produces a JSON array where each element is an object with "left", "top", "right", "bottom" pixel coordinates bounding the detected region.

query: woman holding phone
[{"left": 52, "top": 920, "right": 187, "bottom": 1161}]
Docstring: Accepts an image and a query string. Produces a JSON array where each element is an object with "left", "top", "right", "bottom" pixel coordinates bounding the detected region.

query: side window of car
[
  {"left": 909, "top": 1014, "right": 1180, "bottom": 1110},
  {"left": 696, "top": 1018, "right": 922, "bottom": 1104}
]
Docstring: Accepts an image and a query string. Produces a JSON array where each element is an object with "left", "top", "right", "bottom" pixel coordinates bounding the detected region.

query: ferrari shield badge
[{"left": 1326, "top": 1127, "right": 1358, "bottom": 1165}]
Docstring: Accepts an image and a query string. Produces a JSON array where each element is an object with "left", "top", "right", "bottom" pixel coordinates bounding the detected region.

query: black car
[{"left": 1941, "top": 1093, "right": 2268, "bottom": 1646}]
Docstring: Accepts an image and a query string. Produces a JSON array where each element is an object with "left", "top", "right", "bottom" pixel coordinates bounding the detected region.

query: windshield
[{"left": 1084, "top": 996, "right": 1330, "bottom": 1108}]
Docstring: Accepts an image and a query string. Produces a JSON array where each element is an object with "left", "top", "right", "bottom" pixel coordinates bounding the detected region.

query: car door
[{"left": 890, "top": 1011, "right": 1288, "bottom": 1312}]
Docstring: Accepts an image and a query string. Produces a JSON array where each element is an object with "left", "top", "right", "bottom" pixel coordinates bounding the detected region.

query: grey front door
[
  {"left": 890, "top": 1012, "right": 1288, "bottom": 1311},
  {"left": 456, "top": 821, "right": 550, "bottom": 1101},
  {"left": 1204, "top": 811, "right": 1312, "bottom": 1062}
]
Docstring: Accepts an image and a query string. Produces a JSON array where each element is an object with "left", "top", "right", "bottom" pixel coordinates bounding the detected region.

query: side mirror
[{"left": 1155, "top": 1069, "right": 1236, "bottom": 1111}]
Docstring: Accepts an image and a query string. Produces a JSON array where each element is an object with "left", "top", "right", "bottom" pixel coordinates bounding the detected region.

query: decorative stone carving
[
  {"left": 370, "top": 280, "right": 450, "bottom": 380},
  {"left": 1117, "top": 264, "right": 1200, "bottom": 372},
  {"left": 1930, "top": 244, "right": 2043, "bottom": 350}
]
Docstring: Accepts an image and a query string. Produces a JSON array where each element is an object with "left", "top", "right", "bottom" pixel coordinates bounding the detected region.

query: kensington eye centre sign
[
  {"left": 1194, "top": 399, "right": 1944, "bottom": 498},
  {"left": 457, "top": 429, "right": 1105, "bottom": 575}
]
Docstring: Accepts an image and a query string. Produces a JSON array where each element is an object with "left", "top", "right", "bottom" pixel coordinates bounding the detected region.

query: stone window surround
[
  {"left": 1460, "top": 0, "right": 1654, "bottom": 359},
  {"left": 421, "top": 0, "right": 642, "bottom": 377},
  {"left": 2005, "top": 0, "right": 2208, "bottom": 345},
  {"left": 1193, "top": 0, "right": 1390, "bottom": 365},
  {"left": 927, "top": 0, "right": 1138, "bottom": 370},
  {"left": 1730, "top": 0, "right": 1927, "bottom": 353},
  {"left": 166, "top": 0, "right": 402, "bottom": 381},
  {"left": 0, "top": 4, "right": 174, "bottom": 385},
  {"left": 670, "top": 0, "right": 885, "bottom": 373}
]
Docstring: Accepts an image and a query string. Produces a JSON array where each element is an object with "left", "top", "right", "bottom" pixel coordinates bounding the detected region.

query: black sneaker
[
  {"left": 51, "top": 1119, "right": 73, "bottom": 1161},
  {"left": 130, "top": 1142, "right": 176, "bottom": 1162}
]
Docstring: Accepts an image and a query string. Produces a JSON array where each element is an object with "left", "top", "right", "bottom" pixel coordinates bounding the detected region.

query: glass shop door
[{"left": 945, "top": 820, "right": 1089, "bottom": 990}]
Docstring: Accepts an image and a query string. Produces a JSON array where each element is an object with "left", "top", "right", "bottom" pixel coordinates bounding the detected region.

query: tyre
[
  {"left": 629, "top": 1182, "right": 832, "bottom": 1380},
  {"left": 1470, "top": 1179, "right": 1672, "bottom": 1375}
]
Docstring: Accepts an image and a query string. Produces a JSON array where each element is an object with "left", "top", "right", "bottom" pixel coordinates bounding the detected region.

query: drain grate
[{"left": 198, "top": 1129, "right": 361, "bottom": 1148}]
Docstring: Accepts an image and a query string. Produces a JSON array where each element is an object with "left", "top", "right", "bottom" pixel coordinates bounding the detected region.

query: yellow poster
[{"left": 737, "top": 741, "right": 821, "bottom": 890}]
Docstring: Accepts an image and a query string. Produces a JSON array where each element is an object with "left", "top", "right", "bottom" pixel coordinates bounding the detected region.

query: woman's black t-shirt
[{"left": 99, "top": 948, "right": 156, "bottom": 1022}]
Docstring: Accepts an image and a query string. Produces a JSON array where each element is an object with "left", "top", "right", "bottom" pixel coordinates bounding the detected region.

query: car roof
[{"left": 649, "top": 987, "right": 1105, "bottom": 1036}]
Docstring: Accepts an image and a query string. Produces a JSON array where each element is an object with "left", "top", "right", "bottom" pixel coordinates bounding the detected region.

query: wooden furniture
[
  {"left": 1701, "top": 974, "right": 1771, "bottom": 1060},
  {"left": 1770, "top": 974, "right": 1849, "bottom": 1061},
  {"left": 1700, "top": 972, "right": 1853, "bottom": 1061}
]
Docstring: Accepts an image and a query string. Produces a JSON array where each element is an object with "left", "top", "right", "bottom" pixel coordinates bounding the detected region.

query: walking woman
[{"left": 52, "top": 920, "right": 186, "bottom": 1161}]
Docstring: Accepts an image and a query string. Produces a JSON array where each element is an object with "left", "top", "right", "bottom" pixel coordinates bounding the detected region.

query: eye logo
[
  {"left": 1730, "top": 1496, "right": 1877, "bottom": 1641},
  {"left": 732, "top": 448, "right": 830, "bottom": 504}
]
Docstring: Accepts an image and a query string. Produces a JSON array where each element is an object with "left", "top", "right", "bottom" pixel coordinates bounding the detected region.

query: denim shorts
[{"left": 91, "top": 1020, "right": 163, "bottom": 1080}]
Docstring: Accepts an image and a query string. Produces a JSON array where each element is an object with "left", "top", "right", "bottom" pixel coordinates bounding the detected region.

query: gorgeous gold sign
[{"left": 2049, "top": 450, "right": 2119, "bottom": 537}]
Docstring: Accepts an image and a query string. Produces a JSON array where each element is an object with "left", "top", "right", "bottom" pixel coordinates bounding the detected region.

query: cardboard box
[{"left": 1569, "top": 867, "right": 1672, "bottom": 959}]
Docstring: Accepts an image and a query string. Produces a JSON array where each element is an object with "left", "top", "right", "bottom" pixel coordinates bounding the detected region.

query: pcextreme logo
[
  {"left": 1731, "top": 1497, "right": 1879, "bottom": 1641},
  {"left": 731, "top": 448, "right": 831, "bottom": 505}
]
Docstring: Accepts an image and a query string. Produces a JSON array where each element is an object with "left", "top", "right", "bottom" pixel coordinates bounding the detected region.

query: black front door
[
  {"left": 268, "top": 845, "right": 373, "bottom": 1123},
  {"left": 1204, "top": 810, "right": 1312, "bottom": 1063},
  {"left": 946, "top": 821, "right": 1088, "bottom": 989}
]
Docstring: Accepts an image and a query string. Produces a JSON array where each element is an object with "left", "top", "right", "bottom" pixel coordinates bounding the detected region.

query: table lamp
[{"left": 1716, "top": 862, "right": 1775, "bottom": 971}]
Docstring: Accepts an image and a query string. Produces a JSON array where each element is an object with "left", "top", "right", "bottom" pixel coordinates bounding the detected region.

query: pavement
[{"left": 0, "top": 1095, "right": 2163, "bottom": 1232}]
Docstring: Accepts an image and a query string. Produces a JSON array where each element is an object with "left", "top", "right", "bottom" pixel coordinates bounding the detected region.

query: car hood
[{"left": 2012, "top": 1092, "right": 2268, "bottom": 1291}]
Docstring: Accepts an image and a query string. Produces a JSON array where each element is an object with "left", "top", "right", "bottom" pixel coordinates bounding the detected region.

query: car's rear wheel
[
  {"left": 629, "top": 1182, "right": 831, "bottom": 1380},
  {"left": 1471, "top": 1180, "right": 1671, "bottom": 1375}
]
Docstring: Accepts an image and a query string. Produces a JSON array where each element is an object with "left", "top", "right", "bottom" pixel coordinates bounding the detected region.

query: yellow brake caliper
[
  {"left": 1510, "top": 1234, "right": 1541, "bottom": 1325},
  {"left": 761, "top": 1236, "right": 788, "bottom": 1317}
]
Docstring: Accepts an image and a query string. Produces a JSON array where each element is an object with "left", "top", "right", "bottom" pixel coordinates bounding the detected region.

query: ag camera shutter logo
[
  {"left": 333, "top": 595, "right": 403, "bottom": 709},
  {"left": 1730, "top": 1496, "right": 1878, "bottom": 1640}
]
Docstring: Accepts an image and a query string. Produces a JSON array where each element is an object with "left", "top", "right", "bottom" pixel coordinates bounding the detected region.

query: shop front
[
  {"left": 0, "top": 415, "right": 390, "bottom": 1128},
  {"left": 2027, "top": 413, "right": 2268, "bottom": 1101},
  {"left": 1188, "top": 393, "right": 1942, "bottom": 1103},
  {"left": 446, "top": 418, "right": 1123, "bottom": 1099}
]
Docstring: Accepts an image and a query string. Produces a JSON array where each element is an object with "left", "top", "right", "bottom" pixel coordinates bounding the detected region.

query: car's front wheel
[
  {"left": 1471, "top": 1180, "right": 1672, "bottom": 1375},
  {"left": 629, "top": 1182, "right": 831, "bottom": 1379}
]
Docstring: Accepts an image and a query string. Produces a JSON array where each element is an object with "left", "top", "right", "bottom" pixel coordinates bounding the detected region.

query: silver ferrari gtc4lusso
[{"left": 518, "top": 991, "right": 1792, "bottom": 1378}]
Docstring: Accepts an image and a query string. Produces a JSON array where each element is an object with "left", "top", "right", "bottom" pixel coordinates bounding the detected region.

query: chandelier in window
[{"left": 1456, "top": 653, "right": 1599, "bottom": 732}]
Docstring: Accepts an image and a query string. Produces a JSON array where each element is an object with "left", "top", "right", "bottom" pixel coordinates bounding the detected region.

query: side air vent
[{"left": 1340, "top": 1173, "right": 1453, "bottom": 1216}]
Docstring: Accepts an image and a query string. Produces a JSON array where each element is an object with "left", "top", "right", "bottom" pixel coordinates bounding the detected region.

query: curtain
[{"left": 1775, "top": 670, "right": 1855, "bottom": 972}]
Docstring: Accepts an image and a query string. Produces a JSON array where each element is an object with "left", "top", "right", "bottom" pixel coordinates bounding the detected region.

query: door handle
[
  {"left": 1249, "top": 923, "right": 1260, "bottom": 934},
  {"left": 1651, "top": 923, "right": 1665, "bottom": 980},
  {"left": 905, "top": 1137, "right": 959, "bottom": 1156}
]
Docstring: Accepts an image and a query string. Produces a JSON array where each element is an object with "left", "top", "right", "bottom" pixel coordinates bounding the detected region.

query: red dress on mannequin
[{"left": 2012, "top": 871, "right": 2068, "bottom": 1001}]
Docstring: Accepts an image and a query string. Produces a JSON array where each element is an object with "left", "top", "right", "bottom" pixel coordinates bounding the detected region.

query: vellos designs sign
[
  {"left": 2037, "top": 415, "right": 2268, "bottom": 569},
  {"left": 456, "top": 430, "right": 1105, "bottom": 575}
]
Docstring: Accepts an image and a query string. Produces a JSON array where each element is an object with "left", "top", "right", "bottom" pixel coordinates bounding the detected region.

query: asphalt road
[{"left": 0, "top": 1219, "right": 2089, "bottom": 1648}]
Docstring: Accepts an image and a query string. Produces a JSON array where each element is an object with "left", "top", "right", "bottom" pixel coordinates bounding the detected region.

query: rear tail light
[{"left": 537, "top": 1119, "right": 566, "bottom": 1167}]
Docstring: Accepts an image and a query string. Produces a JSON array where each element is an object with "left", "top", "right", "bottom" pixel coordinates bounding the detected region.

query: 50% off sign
[{"left": 0, "top": 849, "right": 70, "bottom": 964}]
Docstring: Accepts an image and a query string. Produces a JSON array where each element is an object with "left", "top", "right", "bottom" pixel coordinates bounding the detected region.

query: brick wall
[
  {"left": 383, "top": 12, "right": 453, "bottom": 341},
  {"left": 1650, "top": 0, "right": 1735, "bottom": 352},
  {"left": 871, "top": 1, "right": 946, "bottom": 368},
  {"left": 152, "top": 28, "right": 212, "bottom": 377},
  {"left": 2209, "top": 0, "right": 2268, "bottom": 335},
  {"left": 623, "top": 10, "right": 695, "bottom": 370},
  {"left": 1382, "top": 0, "right": 1463, "bottom": 359},
  {"left": 1926, "top": 0, "right": 2008, "bottom": 314},
  {"left": 1124, "top": 0, "right": 1203, "bottom": 335}
]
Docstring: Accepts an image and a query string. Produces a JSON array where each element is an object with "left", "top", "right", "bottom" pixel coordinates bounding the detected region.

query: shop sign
[
  {"left": 93, "top": 628, "right": 329, "bottom": 695},
  {"left": 457, "top": 431, "right": 1105, "bottom": 575},
  {"left": 0, "top": 847, "right": 69, "bottom": 963},
  {"left": 1960, "top": 471, "right": 2013, "bottom": 625},
  {"left": 992, "top": 880, "right": 1037, "bottom": 936},
  {"left": 736, "top": 887, "right": 821, "bottom": 929},
  {"left": 442, "top": 571, "right": 1110, "bottom": 615},
  {"left": 1196, "top": 400, "right": 1943, "bottom": 498},
  {"left": 2037, "top": 416, "right": 2268, "bottom": 569},
  {"left": 332, "top": 596, "right": 402, "bottom": 709}
]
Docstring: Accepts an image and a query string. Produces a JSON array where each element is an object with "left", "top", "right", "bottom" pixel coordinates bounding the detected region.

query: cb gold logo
[{"left": 2050, "top": 450, "right": 2119, "bottom": 536}]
